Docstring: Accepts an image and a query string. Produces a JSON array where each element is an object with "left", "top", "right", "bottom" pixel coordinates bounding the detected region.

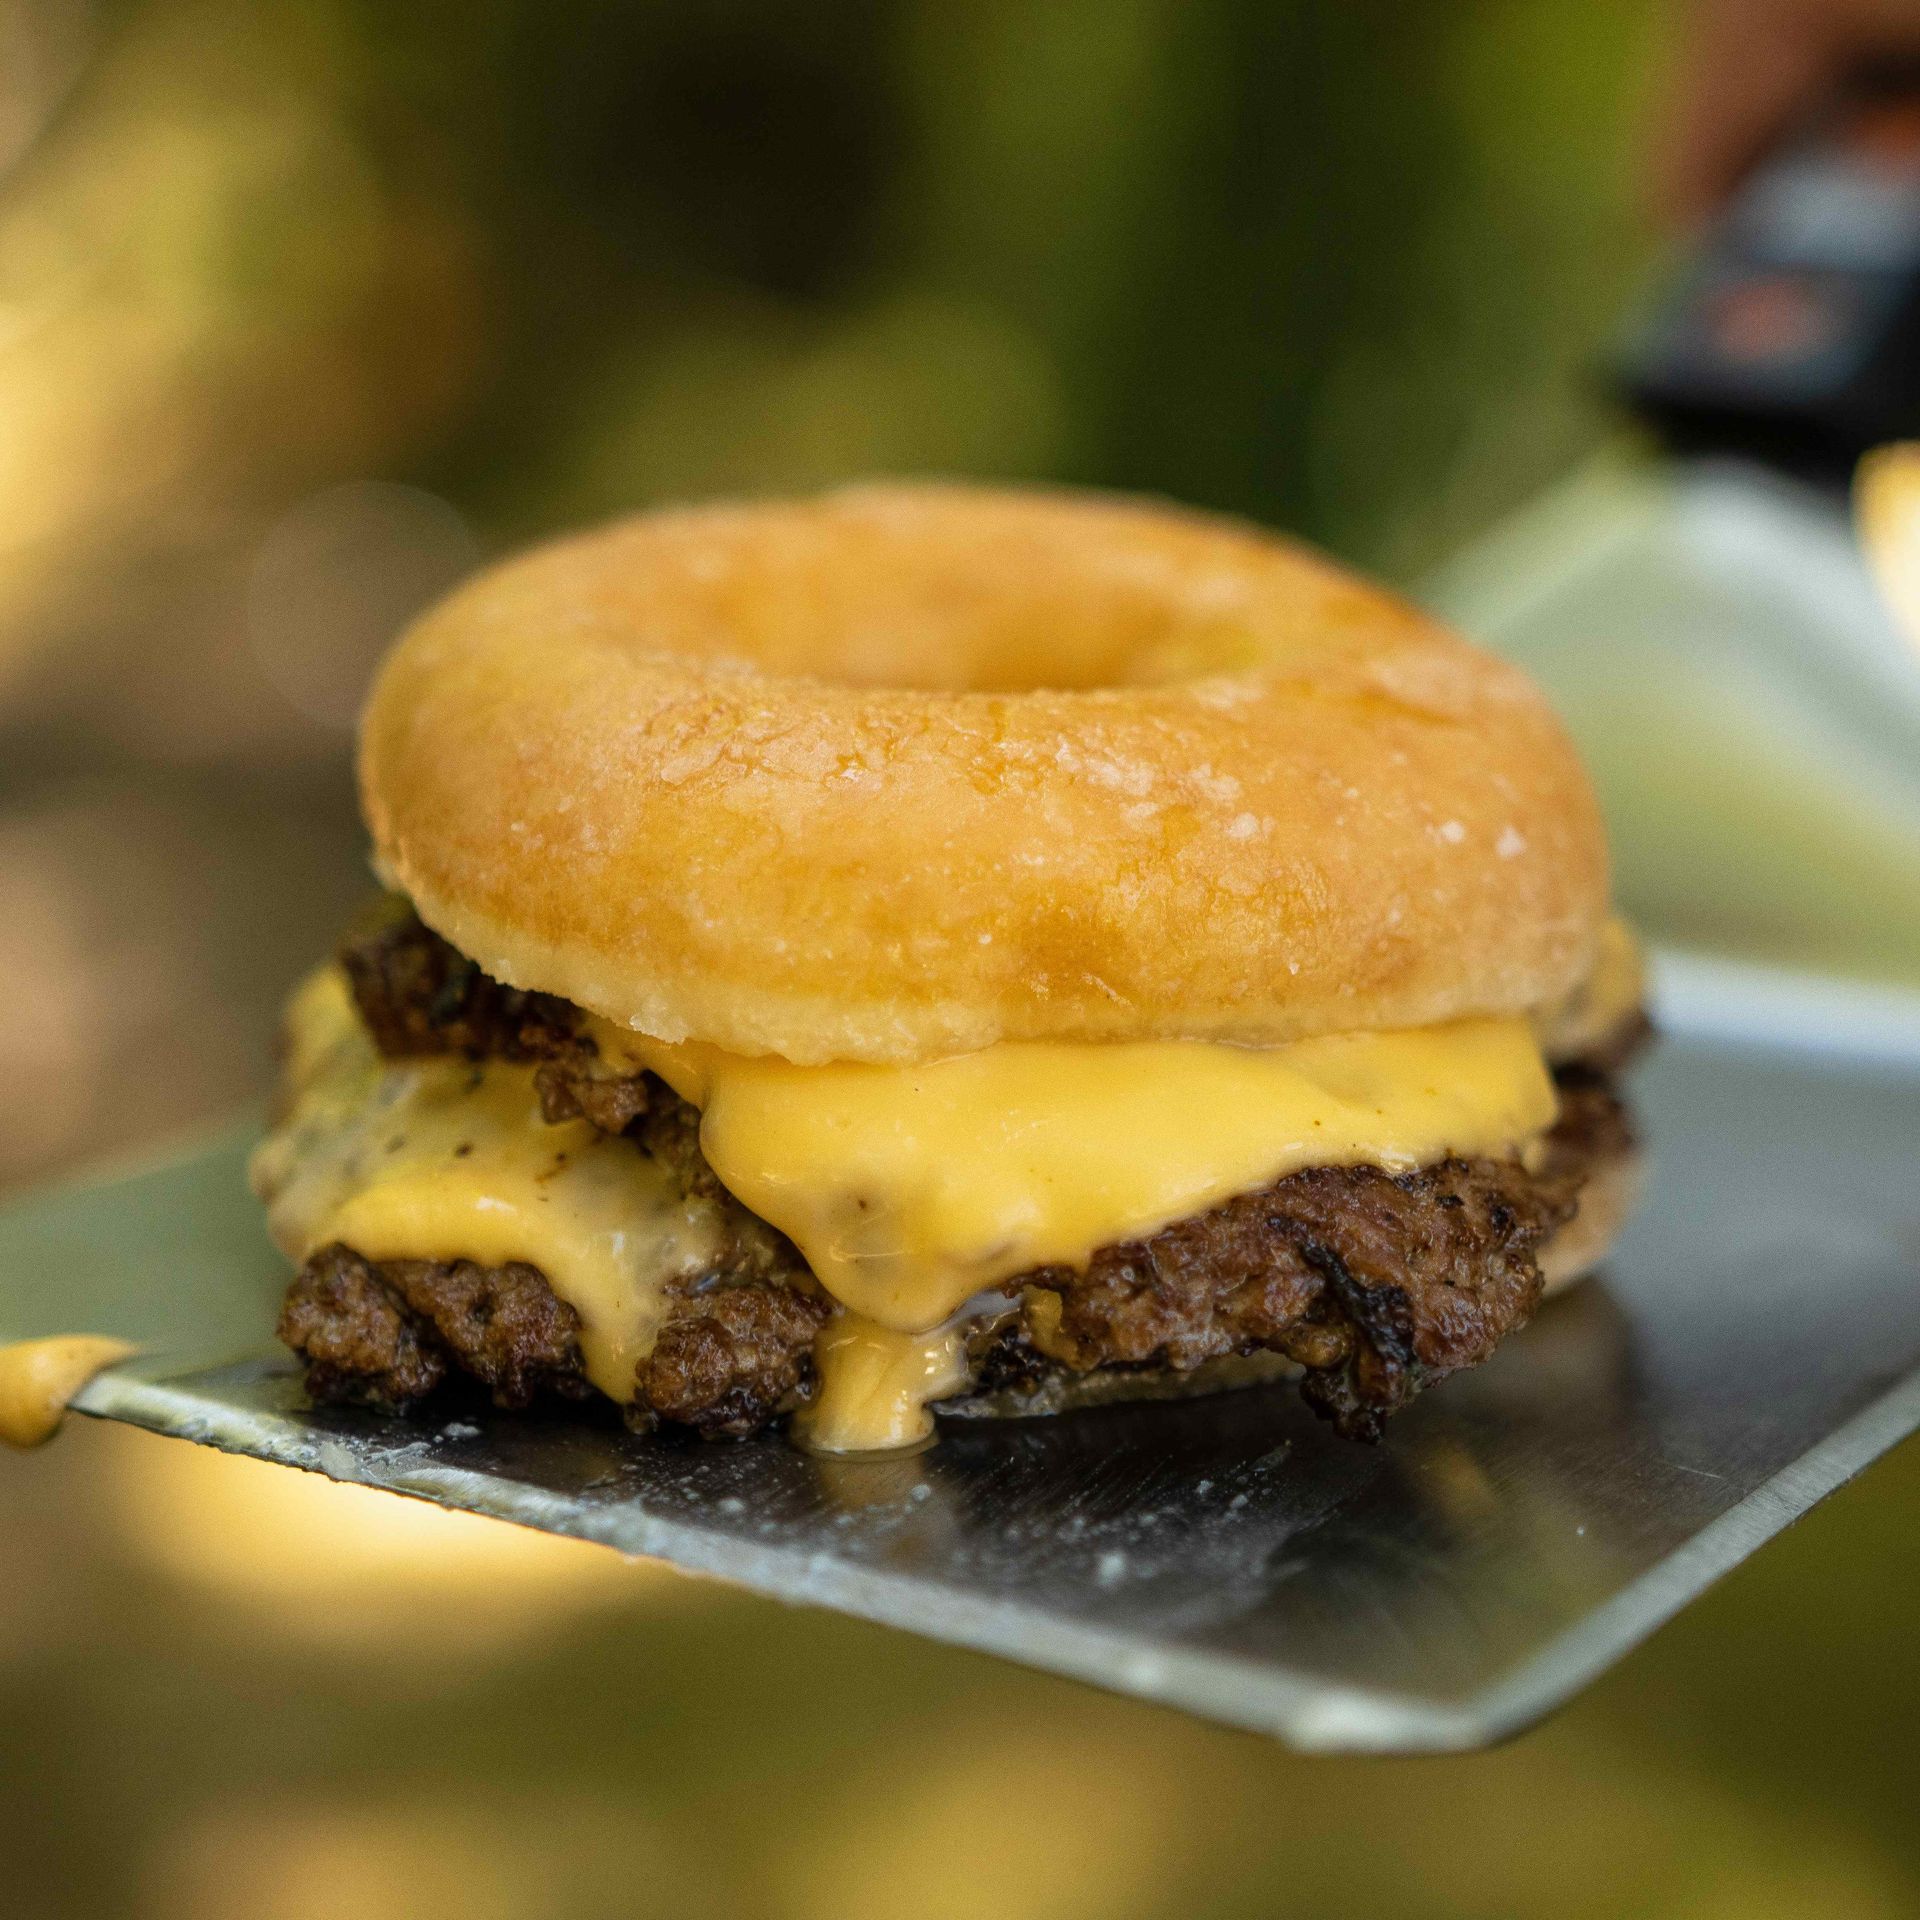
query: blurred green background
[{"left": 5, "top": 1, "right": 1919, "bottom": 1916}]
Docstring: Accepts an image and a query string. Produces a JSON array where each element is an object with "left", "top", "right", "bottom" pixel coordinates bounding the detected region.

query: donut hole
[
  {"left": 572, "top": 489, "right": 1327, "bottom": 694},
  {"left": 709, "top": 581, "right": 1268, "bottom": 694}
]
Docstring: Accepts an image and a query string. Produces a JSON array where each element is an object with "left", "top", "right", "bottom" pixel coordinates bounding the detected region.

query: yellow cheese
[
  {"left": 250, "top": 970, "right": 728, "bottom": 1401},
  {"left": 790, "top": 1314, "right": 977, "bottom": 1456},
  {"left": 605, "top": 1017, "right": 1557, "bottom": 1342}
]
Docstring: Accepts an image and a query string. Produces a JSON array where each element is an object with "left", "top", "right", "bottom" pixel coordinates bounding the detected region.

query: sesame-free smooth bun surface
[{"left": 360, "top": 483, "right": 1609, "bottom": 1064}]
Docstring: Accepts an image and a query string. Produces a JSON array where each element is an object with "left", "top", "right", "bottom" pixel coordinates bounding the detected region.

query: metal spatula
[{"left": 5, "top": 959, "right": 1919, "bottom": 1753}]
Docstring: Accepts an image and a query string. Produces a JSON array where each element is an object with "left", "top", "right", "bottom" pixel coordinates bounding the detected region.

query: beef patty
[{"left": 277, "top": 900, "right": 1641, "bottom": 1441}]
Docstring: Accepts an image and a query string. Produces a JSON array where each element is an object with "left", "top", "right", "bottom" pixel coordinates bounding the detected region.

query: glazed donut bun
[{"left": 361, "top": 483, "right": 1608, "bottom": 1064}]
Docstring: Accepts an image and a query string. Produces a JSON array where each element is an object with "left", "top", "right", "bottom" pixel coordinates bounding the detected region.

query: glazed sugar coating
[{"left": 360, "top": 483, "right": 1609, "bottom": 1063}]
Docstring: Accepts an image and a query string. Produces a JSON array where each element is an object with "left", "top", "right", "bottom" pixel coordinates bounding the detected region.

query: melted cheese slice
[
  {"left": 609, "top": 1017, "right": 1556, "bottom": 1340},
  {"left": 250, "top": 970, "right": 728, "bottom": 1401}
]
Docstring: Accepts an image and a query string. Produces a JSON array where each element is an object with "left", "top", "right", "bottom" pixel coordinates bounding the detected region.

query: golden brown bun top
[{"left": 361, "top": 483, "right": 1610, "bottom": 1064}]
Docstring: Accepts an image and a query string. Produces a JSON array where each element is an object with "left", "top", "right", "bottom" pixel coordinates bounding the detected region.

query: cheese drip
[
  {"left": 251, "top": 970, "right": 728, "bottom": 1401},
  {"left": 791, "top": 1314, "right": 976, "bottom": 1456},
  {"left": 607, "top": 1017, "right": 1557, "bottom": 1341}
]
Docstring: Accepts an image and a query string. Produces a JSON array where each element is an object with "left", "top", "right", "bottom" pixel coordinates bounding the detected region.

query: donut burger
[{"left": 252, "top": 484, "right": 1647, "bottom": 1454}]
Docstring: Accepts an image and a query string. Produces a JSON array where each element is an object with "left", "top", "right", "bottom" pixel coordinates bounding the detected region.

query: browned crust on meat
[
  {"left": 278, "top": 1244, "right": 595, "bottom": 1410},
  {"left": 341, "top": 894, "right": 655, "bottom": 1132},
  {"left": 278, "top": 1247, "right": 832, "bottom": 1437},
  {"left": 635, "top": 1285, "right": 835, "bottom": 1437},
  {"left": 278, "top": 901, "right": 1643, "bottom": 1442},
  {"left": 341, "top": 893, "right": 576, "bottom": 1065},
  {"left": 279, "top": 1246, "right": 448, "bottom": 1406}
]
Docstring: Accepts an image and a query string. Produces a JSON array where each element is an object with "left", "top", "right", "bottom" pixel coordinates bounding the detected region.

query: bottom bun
[{"left": 1539, "top": 1141, "right": 1644, "bottom": 1296}]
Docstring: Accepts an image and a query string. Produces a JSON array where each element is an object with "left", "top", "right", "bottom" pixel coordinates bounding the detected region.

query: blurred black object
[{"left": 1623, "top": 64, "right": 1920, "bottom": 474}]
